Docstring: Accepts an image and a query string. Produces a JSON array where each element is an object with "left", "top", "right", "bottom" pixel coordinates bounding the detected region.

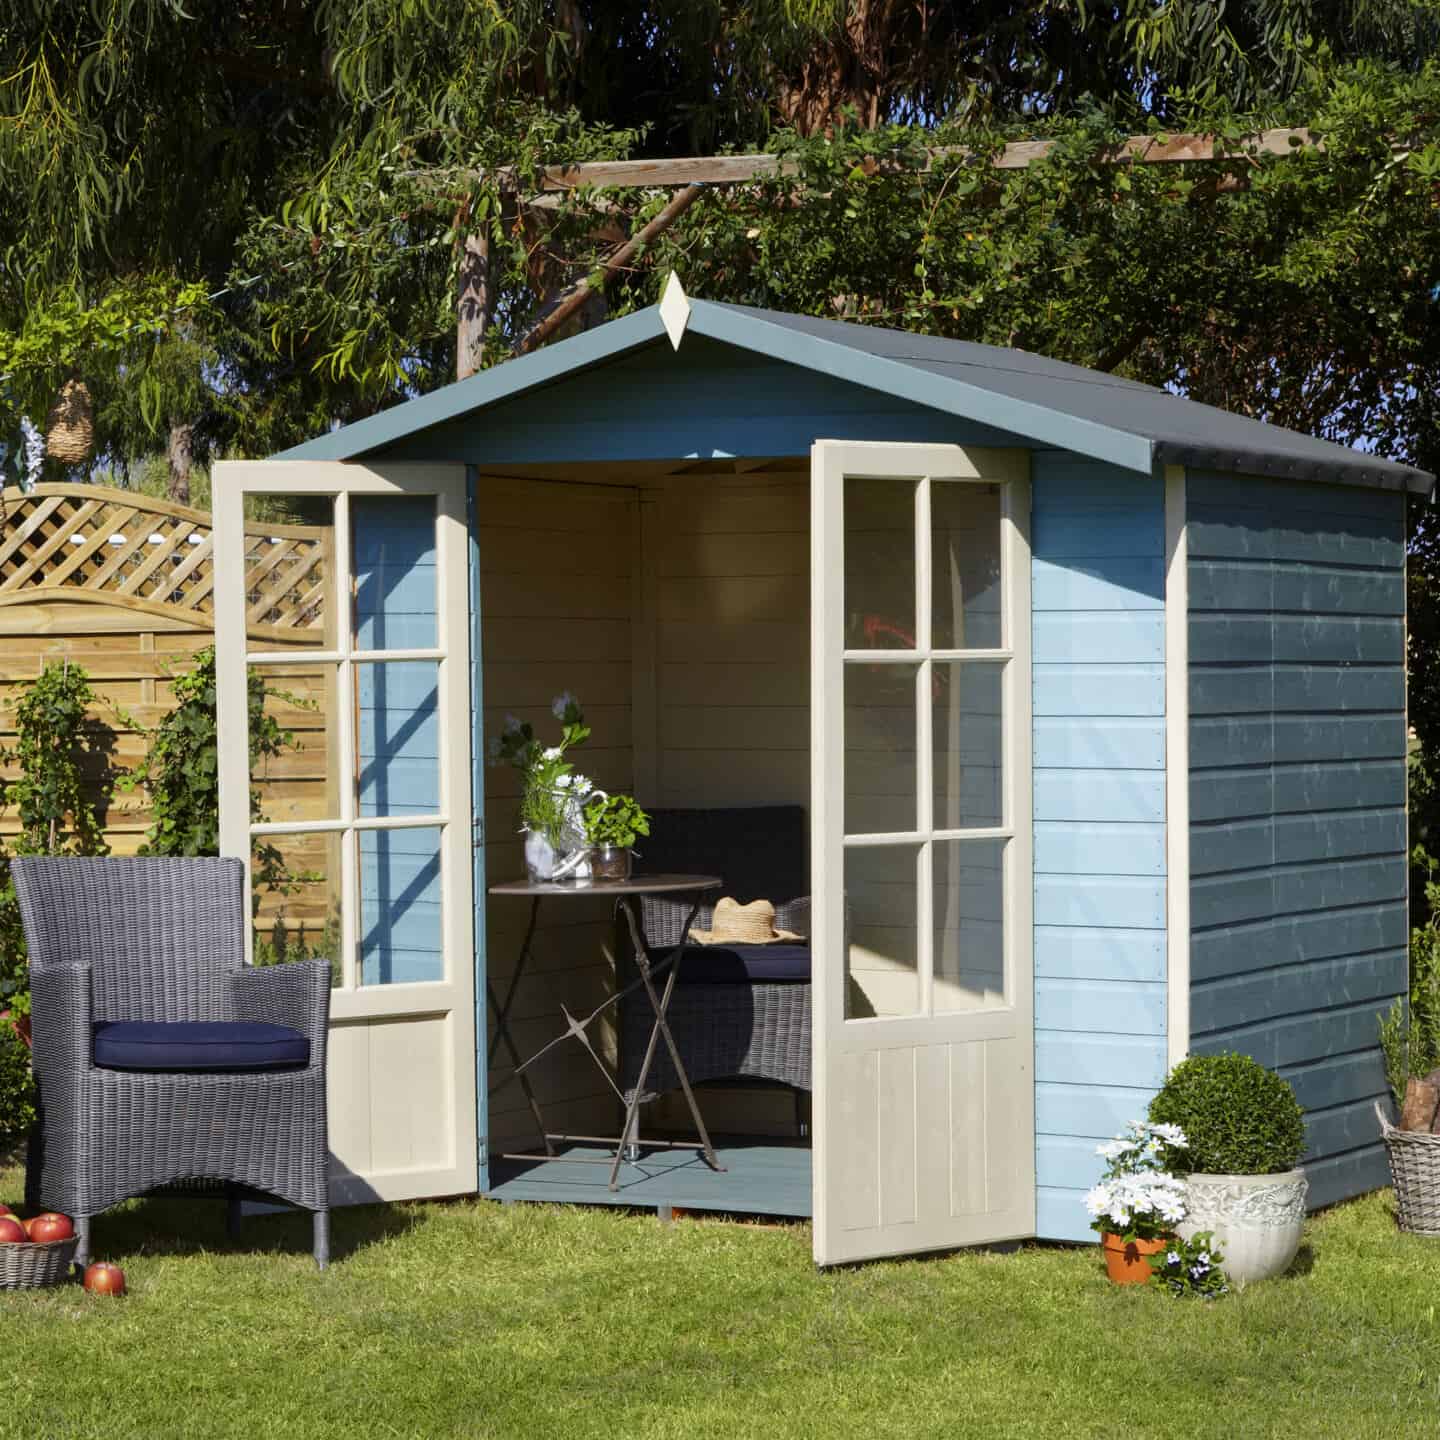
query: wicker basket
[
  {"left": 0, "top": 1235, "right": 80, "bottom": 1288},
  {"left": 1377, "top": 1101, "right": 1440, "bottom": 1236}
]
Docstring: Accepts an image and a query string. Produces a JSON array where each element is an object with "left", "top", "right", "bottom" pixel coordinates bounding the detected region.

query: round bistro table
[{"left": 487, "top": 873, "right": 722, "bottom": 1190}]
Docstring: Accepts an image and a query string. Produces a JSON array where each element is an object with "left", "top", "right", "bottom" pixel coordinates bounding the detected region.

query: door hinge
[{"left": 472, "top": 816, "right": 485, "bottom": 849}]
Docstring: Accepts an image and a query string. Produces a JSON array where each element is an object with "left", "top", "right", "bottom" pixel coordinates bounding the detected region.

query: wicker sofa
[
  {"left": 619, "top": 805, "right": 812, "bottom": 1106},
  {"left": 13, "top": 856, "right": 331, "bottom": 1268}
]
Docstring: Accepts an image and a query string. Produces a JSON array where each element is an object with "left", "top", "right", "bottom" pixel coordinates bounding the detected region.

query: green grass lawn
[{"left": 6, "top": 1173, "right": 1440, "bottom": 1440}]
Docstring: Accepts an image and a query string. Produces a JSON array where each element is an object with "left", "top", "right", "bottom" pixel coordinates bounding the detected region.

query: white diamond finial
[{"left": 659, "top": 271, "right": 691, "bottom": 351}]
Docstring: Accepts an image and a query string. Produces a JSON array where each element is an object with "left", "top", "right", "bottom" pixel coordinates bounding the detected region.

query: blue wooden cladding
[
  {"left": 352, "top": 496, "right": 437, "bottom": 650},
  {"left": 377, "top": 336, "right": 1024, "bottom": 465},
  {"left": 351, "top": 497, "right": 446, "bottom": 987},
  {"left": 1031, "top": 452, "right": 1169, "bottom": 1241},
  {"left": 1186, "top": 470, "right": 1408, "bottom": 1211}
]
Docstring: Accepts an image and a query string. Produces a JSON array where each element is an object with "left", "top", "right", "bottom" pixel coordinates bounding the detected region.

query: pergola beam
[{"left": 519, "top": 127, "right": 1317, "bottom": 194}]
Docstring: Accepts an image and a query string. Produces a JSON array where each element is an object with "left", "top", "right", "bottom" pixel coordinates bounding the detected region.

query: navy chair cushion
[
  {"left": 677, "top": 943, "right": 811, "bottom": 985},
  {"left": 93, "top": 1021, "right": 309, "bottom": 1072}
]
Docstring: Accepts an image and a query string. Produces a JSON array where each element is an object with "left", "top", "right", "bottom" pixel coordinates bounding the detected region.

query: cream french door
[
  {"left": 810, "top": 441, "right": 1034, "bottom": 1266},
  {"left": 213, "top": 461, "right": 477, "bottom": 1204}
]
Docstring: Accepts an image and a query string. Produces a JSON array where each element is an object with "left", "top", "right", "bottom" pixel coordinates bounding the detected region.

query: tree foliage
[{"left": 4, "top": 1, "right": 1439, "bottom": 471}]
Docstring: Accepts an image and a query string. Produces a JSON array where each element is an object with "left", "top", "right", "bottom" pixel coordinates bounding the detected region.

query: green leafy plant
[
  {"left": 0, "top": 659, "right": 117, "bottom": 1138},
  {"left": 1149, "top": 1231, "right": 1230, "bottom": 1300},
  {"left": 488, "top": 692, "right": 593, "bottom": 848},
  {"left": 1380, "top": 888, "right": 1440, "bottom": 1108},
  {"left": 0, "top": 659, "right": 116, "bottom": 1024},
  {"left": 122, "top": 645, "right": 322, "bottom": 966},
  {"left": 1380, "top": 768, "right": 1440, "bottom": 1107},
  {"left": 0, "top": 1023, "right": 34, "bottom": 1153},
  {"left": 582, "top": 793, "right": 650, "bottom": 850},
  {"left": 1148, "top": 1054, "right": 1306, "bottom": 1176}
]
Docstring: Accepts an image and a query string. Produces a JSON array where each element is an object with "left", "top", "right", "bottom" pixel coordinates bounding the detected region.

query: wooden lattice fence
[{"left": 0, "top": 486, "right": 335, "bottom": 920}]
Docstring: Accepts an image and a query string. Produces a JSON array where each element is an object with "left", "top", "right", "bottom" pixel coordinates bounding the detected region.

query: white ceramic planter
[{"left": 1178, "top": 1169, "right": 1308, "bottom": 1286}]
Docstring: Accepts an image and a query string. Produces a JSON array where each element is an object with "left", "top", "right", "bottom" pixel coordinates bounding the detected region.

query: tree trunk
[
  {"left": 456, "top": 225, "right": 493, "bottom": 381},
  {"left": 166, "top": 419, "right": 195, "bottom": 505}
]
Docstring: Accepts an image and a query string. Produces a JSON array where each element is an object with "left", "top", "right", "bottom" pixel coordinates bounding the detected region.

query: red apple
[
  {"left": 0, "top": 1204, "right": 12, "bottom": 1219},
  {"left": 83, "top": 1262, "right": 125, "bottom": 1296},
  {"left": 26, "top": 1213, "right": 73, "bottom": 1244},
  {"left": 0, "top": 1217, "right": 26, "bottom": 1244}
]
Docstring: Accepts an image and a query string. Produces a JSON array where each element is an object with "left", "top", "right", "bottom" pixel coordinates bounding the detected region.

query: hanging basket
[
  {"left": 1378, "top": 1102, "right": 1440, "bottom": 1236},
  {"left": 45, "top": 379, "right": 94, "bottom": 466}
]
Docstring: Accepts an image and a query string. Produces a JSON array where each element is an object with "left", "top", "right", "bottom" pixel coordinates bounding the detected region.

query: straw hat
[{"left": 689, "top": 897, "right": 802, "bottom": 946}]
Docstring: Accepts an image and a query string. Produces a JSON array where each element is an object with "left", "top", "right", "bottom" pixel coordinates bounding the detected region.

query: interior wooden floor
[{"left": 484, "top": 1136, "right": 813, "bottom": 1218}]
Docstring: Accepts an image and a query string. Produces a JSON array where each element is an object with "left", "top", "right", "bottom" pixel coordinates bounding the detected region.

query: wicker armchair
[
  {"left": 13, "top": 856, "right": 331, "bottom": 1269},
  {"left": 621, "top": 806, "right": 812, "bottom": 1103}
]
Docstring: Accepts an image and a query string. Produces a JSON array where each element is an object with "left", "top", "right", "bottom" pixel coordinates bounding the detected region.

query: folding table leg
[
  {"left": 609, "top": 895, "right": 726, "bottom": 1190},
  {"left": 486, "top": 896, "right": 554, "bottom": 1154}
]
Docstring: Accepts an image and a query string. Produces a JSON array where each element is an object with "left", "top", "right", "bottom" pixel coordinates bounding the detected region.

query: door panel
[
  {"left": 214, "top": 462, "right": 478, "bottom": 1205},
  {"left": 812, "top": 441, "right": 1034, "bottom": 1266}
]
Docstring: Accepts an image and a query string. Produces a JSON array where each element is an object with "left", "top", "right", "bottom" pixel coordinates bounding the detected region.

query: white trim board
[{"left": 1163, "top": 464, "right": 1190, "bottom": 1070}]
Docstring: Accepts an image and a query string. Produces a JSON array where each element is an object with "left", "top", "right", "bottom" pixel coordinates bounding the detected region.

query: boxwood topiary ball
[{"left": 1148, "top": 1052, "right": 1306, "bottom": 1175}]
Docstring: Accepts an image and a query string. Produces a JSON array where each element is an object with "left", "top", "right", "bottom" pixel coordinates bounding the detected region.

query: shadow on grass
[
  {"left": 85, "top": 1191, "right": 422, "bottom": 1267},
  {"left": 1278, "top": 1242, "right": 1315, "bottom": 1279}
]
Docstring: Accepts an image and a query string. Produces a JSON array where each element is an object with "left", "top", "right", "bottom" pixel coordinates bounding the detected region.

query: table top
[{"left": 489, "top": 872, "right": 722, "bottom": 898}]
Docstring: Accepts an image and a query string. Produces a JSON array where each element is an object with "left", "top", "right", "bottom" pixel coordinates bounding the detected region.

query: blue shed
[{"left": 211, "top": 280, "right": 1433, "bottom": 1265}]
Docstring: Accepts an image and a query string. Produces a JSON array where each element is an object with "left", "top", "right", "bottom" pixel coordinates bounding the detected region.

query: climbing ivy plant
[
  {"left": 0, "top": 660, "right": 117, "bottom": 1141},
  {"left": 130, "top": 645, "right": 293, "bottom": 860},
  {"left": 125, "top": 646, "right": 328, "bottom": 970}
]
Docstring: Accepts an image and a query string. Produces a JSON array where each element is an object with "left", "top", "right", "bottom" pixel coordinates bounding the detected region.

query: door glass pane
[
  {"left": 352, "top": 496, "right": 438, "bottom": 651},
  {"left": 359, "top": 827, "right": 443, "bottom": 984},
  {"left": 932, "top": 482, "right": 1002, "bottom": 650},
  {"left": 845, "top": 662, "right": 917, "bottom": 834},
  {"left": 844, "top": 476, "right": 915, "bottom": 650},
  {"left": 933, "top": 839, "right": 1006, "bottom": 1011},
  {"left": 251, "top": 831, "right": 343, "bottom": 987},
  {"left": 356, "top": 661, "right": 441, "bottom": 818},
  {"left": 249, "top": 662, "right": 336, "bottom": 826},
  {"left": 933, "top": 661, "right": 1004, "bottom": 830},
  {"left": 243, "top": 494, "right": 335, "bottom": 650},
  {"left": 844, "top": 844, "right": 920, "bottom": 1018}
]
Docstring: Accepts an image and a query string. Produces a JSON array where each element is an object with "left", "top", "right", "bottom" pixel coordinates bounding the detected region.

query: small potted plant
[
  {"left": 582, "top": 793, "right": 650, "bottom": 882},
  {"left": 1147, "top": 1052, "right": 1307, "bottom": 1285},
  {"left": 1084, "top": 1120, "right": 1190, "bottom": 1284}
]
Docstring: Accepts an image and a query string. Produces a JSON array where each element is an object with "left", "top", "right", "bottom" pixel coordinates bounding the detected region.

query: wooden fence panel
[{"left": 0, "top": 485, "right": 336, "bottom": 939}]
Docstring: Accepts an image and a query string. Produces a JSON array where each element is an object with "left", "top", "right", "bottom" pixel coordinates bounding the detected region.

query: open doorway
[
  {"left": 476, "top": 443, "right": 1032, "bottom": 1251},
  {"left": 477, "top": 458, "right": 816, "bottom": 1216}
]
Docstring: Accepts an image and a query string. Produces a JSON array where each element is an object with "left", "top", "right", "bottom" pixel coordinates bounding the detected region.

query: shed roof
[{"left": 280, "top": 296, "right": 1434, "bottom": 497}]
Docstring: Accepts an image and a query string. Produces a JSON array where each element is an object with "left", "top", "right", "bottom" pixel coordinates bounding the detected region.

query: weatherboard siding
[
  {"left": 1032, "top": 453, "right": 1169, "bottom": 1243},
  {"left": 1187, "top": 471, "right": 1408, "bottom": 1209},
  {"left": 352, "top": 497, "right": 445, "bottom": 985}
]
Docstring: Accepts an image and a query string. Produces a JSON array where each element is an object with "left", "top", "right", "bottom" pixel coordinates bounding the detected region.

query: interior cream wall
[
  {"left": 637, "top": 469, "right": 812, "bottom": 1136},
  {"left": 636, "top": 469, "right": 811, "bottom": 811},
  {"left": 477, "top": 475, "right": 636, "bottom": 1151}
]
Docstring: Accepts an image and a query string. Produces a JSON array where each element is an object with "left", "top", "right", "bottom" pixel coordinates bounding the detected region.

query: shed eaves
[
  {"left": 701, "top": 302, "right": 1435, "bottom": 497},
  {"left": 278, "top": 297, "right": 1434, "bottom": 498}
]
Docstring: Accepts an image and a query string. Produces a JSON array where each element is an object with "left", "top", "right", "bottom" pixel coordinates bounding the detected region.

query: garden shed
[{"left": 211, "top": 279, "right": 1434, "bottom": 1264}]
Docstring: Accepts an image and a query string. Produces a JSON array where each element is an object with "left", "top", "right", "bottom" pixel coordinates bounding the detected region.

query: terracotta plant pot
[{"left": 1100, "top": 1232, "right": 1167, "bottom": 1285}]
